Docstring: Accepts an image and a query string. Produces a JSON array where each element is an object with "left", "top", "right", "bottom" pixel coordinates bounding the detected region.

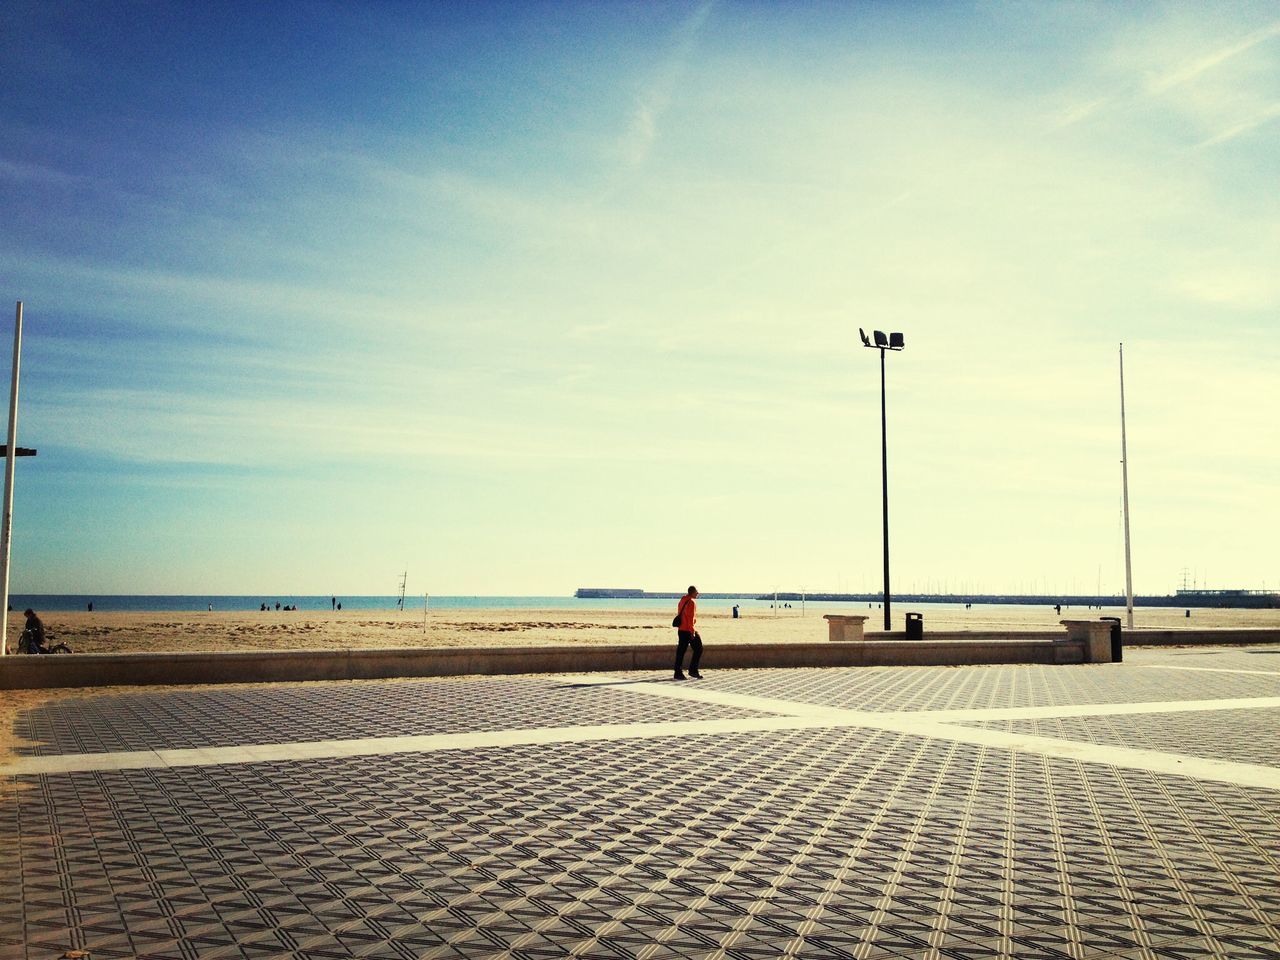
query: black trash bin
[
  {"left": 905, "top": 612, "right": 923, "bottom": 640},
  {"left": 1100, "top": 616, "right": 1123, "bottom": 663}
]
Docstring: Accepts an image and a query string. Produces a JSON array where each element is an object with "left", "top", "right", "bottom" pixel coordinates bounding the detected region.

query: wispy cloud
[
  {"left": 1050, "top": 97, "right": 1109, "bottom": 129},
  {"left": 1196, "top": 101, "right": 1280, "bottom": 146},
  {"left": 1146, "top": 19, "right": 1280, "bottom": 93},
  {"left": 1174, "top": 266, "right": 1278, "bottom": 310},
  {"left": 617, "top": 0, "right": 715, "bottom": 168},
  {"left": 1050, "top": 15, "right": 1280, "bottom": 140},
  {"left": 0, "top": 156, "right": 81, "bottom": 186}
]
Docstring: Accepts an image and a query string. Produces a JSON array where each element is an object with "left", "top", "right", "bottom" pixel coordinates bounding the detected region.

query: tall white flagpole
[
  {"left": 0, "top": 301, "right": 23, "bottom": 655},
  {"left": 1120, "top": 342, "right": 1134, "bottom": 629}
]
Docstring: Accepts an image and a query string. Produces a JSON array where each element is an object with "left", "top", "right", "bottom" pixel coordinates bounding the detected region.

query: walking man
[{"left": 673, "top": 585, "right": 703, "bottom": 680}]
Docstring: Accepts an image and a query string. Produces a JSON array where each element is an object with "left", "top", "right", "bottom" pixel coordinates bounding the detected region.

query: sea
[
  {"left": 11, "top": 594, "right": 826, "bottom": 613},
  {"left": 10, "top": 594, "right": 1118, "bottom": 618}
]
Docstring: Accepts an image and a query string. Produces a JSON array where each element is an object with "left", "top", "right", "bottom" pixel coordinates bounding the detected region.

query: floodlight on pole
[{"left": 861, "top": 328, "right": 904, "bottom": 631}]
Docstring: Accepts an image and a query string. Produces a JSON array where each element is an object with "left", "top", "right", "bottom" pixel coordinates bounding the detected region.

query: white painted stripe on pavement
[
  {"left": 1134, "top": 664, "right": 1280, "bottom": 677},
  {"left": 6, "top": 673, "right": 1280, "bottom": 790}
]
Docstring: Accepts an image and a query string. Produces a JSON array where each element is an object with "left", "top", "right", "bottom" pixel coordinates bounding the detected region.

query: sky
[{"left": 1, "top": 0, "right": 1277, "bottom": 598}]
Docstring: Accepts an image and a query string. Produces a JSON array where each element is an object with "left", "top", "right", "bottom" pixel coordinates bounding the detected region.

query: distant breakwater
[{"left": 575, "top": 588, "right": 1280, "bottom": 609}]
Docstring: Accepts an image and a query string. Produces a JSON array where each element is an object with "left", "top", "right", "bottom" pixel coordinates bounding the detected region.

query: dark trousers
[{"left": 675, "top": 631, "right": 702, "bottom": 672}]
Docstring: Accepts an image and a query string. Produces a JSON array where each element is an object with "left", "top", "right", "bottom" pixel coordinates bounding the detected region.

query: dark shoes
[
  {"left": 689, "top": 670, "right": 703, "bottom": 679},
  {"left": 673, "top": 671, "right": 687, "bottom": 680}
]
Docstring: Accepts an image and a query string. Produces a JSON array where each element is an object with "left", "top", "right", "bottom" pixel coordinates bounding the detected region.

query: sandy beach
[{"left": 7, "top": 602, "right": 1279, "bottom": 656}]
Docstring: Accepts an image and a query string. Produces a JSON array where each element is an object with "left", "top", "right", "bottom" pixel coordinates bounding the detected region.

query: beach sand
[{"left": 7, "top": 602, "right": 1278, "bottom": 656}]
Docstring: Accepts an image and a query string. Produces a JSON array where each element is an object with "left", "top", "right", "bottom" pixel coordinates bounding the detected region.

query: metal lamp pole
[{"left": 861, "top": 329, "right": 904, "bottom": 630}]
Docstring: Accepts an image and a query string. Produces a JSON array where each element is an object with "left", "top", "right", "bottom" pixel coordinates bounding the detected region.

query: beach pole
[
  {"left": 1119, "top": 343, "right": 1134, "bottom": 629},
  {"left": 0, "top": 302, "right": 23, "bottom": 656},
  {"left": 861, "top": 328, "right": 904, "bottom": 631},
  {"left": 879, "top": 345, "right": 891, "bottom": 631}
]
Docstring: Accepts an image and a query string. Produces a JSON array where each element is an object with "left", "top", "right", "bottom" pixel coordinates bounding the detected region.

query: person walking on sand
[{"left": 673, "top": 585, "right": 703, "bottom": 680}]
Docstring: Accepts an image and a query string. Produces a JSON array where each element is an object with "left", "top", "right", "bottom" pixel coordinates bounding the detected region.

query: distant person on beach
[
  {"left": 331, "top": 596, "right": 336, "bottom": 610},
  {"left": 337, "top": 602, "right": 342, "bottom": 610},
  {"left": 673, "top": 586, "right": 702, "bottom": 680},
  {"left": 87, "top": 602, "right": 93, "bottom": 612}
]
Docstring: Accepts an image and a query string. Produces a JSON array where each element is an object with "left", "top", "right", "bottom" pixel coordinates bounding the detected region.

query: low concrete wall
[
  {"left": 0, "top": 645, "right": 665, "bottom": 690},
  {"left": 0, "top": 634, "right": 1086, "bottom": 690},
  {"left": 1125, "top": 628, "right": 1280, "bottom": 647}
]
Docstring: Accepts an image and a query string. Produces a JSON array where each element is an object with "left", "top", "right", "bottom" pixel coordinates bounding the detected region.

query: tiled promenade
[{"left": 3, "top": 645, "right": 1279, "bottom": 959}]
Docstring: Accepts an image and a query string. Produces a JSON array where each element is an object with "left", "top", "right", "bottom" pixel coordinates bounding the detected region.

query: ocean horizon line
[{"left": 8, "top": 592, "right": 1268, "bottom": 615}]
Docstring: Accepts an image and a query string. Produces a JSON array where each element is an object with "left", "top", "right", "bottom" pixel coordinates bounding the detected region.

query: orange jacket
[{"left": 676, "top": 595, "right": 697, "bottom": 632}]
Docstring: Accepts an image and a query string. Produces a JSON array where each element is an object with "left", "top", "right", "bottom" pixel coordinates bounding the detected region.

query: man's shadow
[{"left": 554, "top": 677, "right": 682, "bottom": 689}]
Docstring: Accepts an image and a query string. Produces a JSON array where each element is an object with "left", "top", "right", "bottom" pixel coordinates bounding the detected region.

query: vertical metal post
[
  {"left": 0, "top": 302, "right": 23, "bottom": 655},
  {"left": 880, "top": 346, "right": 891, "bottom": 631},
  {"left": 1119, "top": 343, "right": 1134, "bottom": 629}
]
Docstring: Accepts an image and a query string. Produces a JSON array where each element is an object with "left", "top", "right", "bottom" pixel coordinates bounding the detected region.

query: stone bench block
[{"left": 824, "top": 615, "right": 869, "bottom": 642}]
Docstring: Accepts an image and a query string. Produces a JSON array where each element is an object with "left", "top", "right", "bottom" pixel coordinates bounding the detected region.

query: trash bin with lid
[
  {"left": 1100, "top": 616, "right": 1123, "bottom": 663},
  {"left": 905, "top": 612, "right": 923, "bottom": 640}
]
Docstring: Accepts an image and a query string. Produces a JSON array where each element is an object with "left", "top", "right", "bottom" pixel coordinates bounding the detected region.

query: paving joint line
[
  {"left": 1132, "top": 664, "right": 1280, "bottom": 677},
  {"left": 5, "top": 673, "right": 1279, "bottom": 791}
]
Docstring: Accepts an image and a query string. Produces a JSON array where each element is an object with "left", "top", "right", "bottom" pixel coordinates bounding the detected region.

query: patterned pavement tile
[
  {"left": 688, "top": 656, "right": 1280, "bottom": 713},
  {"left": 4, "top": 662, "right": 1280, "bottom": 959},
  {"left": 12, "top": 677, "right": 774, "bottom": 757},
  {"left": 958, "top": 706, "right": 1280, "bottom": 768}
]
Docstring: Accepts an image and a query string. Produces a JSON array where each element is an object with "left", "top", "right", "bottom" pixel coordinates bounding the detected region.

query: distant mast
[{"left": 1119, "top": 343, "right": 1134, "bottom": 629}]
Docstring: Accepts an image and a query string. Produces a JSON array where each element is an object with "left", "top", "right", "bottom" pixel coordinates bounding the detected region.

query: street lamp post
[
  {"left": 860, "top": 328, "right": 904, "bottom": 631},
  {"left": 1, "top": 302, "right": 37, "bottom": 656}
]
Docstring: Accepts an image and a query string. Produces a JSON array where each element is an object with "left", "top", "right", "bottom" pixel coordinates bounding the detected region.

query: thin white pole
[
  {"left": 1119, "top": 343, "right": 1134, "bottom": 629},
  {"left": 0, "top": 302, "right": 23, "bottom": 655}
]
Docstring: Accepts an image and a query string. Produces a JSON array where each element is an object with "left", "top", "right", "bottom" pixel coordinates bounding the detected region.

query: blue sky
[{"left": 2, "top": 0, "right": 1277, "bottom": 597}]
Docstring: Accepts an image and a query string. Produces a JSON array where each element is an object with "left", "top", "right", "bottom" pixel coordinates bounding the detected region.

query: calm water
[
  {"left": 12, "top": 594, "right": 619, "bottom": 613},
  {"left": 11, "top": 594, "right": 1113, "bottom": 618},
  {"left": 13, "top": 594, "right": 848, "bottom": 614}
]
